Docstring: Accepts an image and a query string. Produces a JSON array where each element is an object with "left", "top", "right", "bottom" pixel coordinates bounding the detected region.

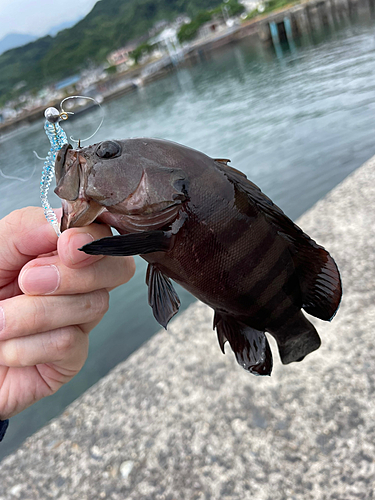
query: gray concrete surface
[{"left": 1, "top": 157, "right": 375, "bottom": 500}]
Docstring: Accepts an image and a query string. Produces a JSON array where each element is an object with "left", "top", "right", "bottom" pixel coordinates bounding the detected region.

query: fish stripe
[
  {"left": 234, "top": 237, "right": 290, "bottom": 294},
  {"left": 234, "top": 247, "right": 300, "bottom": 317}
]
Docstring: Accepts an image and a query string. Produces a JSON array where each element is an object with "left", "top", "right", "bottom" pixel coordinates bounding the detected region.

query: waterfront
[{"left": 1, "top": 19, "right": 375, "bottom": 458}]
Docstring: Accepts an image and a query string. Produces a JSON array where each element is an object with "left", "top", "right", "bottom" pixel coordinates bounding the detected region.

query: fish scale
[{"left": 55, "top": 138, "right": 342, "bottom": 377}]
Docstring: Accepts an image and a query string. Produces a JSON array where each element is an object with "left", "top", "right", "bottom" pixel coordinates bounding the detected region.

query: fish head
[{"left": 54, "top": 139, "right": 188, "bottom": 232}]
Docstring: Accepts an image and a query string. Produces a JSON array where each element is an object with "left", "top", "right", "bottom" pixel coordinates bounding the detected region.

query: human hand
[{"left": 0, "top": 207, "right": 135, "bottom": 420}]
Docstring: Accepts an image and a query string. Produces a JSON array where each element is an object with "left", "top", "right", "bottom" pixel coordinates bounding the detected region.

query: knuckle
[
  {"left": 3, "top": 208, "right": 23, "bottom": 228},
  {"left": 82, "top": 290, "right": 109, "bottom": 318},
  {"left": 53, "top": 327, "right": 77, "bottom": 355},
  {"left": 2, "top": 342, "right": 21, "bottom": 367},
  {"left": 30, "top": 296, "right": 48, "bottom": 331},
  {"left": 93, "top": 289, "right": 110, "bottom": 316},
  {"left": 4, "top": 208, "right": 39, "bottom": 231},
  {"left": 84, "top": 264, "right": 100, "bottom": 291}
]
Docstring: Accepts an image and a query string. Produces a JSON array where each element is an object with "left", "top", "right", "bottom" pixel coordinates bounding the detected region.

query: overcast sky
[{"left": 0, "top": 0, "right": 98, "bottom": 40}]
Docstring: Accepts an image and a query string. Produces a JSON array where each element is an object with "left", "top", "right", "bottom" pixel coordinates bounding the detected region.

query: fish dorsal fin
[
  {"left": 146, "top": 264, "right": 180, "bottom": 328},
  {"left": 214, "top": 158, "right": 231, "bottom": 166},
  {"left": 214, "top": 159, "right": 249, "bottom": 179},
  {"left": 214, "top": 161, "right": 342, "bottom": 321},
  {"left": 213, "top": 312, "right": 272, "bottom": 376}
]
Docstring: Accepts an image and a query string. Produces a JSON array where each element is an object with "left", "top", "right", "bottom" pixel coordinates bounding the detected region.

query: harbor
[{"left": 1, "top": 0, "right": 374, "bottom": 138}]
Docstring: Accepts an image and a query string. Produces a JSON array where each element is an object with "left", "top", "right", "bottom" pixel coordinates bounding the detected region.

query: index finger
[{"left": 0, "top": 207, "right": 57, "bottom": 285}]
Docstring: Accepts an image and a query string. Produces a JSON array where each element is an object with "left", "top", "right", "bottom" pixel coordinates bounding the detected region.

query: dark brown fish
[{"left": 54, "top": 138, "right": 342, "bottom": 376}]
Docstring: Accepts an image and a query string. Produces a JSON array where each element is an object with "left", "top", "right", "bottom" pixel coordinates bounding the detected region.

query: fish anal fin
[
  {"left": 214, "top": 312, "right": 272, "bottom": 376},
  {"left": 147, "top": 264, "right": 180, "bottom": 329},
  {"left": 80, "top": 230, "right": 173, "bottom": 256}
]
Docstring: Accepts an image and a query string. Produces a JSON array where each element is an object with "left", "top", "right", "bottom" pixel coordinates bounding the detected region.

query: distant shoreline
[
  {"left": 0, "top": 5, "right": 293, "bottom": 137},
  {"left": 0, "top": 0, "right": 368, "bottom": 137}
]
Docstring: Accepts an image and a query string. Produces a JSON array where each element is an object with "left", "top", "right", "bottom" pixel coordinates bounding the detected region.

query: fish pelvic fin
[
  {"left": 146, "top": 264, "right": 180, "bottom": 329},
  {"left": 268, "top": 311, "right": 321, "bottom": 365},
  {"left": 80, "top": 230, "right": 173, "bottom": 256},
  {"left": 214, "top": 312, "right": 272, "bottom": 376}
]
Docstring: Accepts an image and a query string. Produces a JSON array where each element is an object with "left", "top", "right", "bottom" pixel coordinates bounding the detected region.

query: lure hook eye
[{"left": 59, "top": 95, "right": 104, "bottom": 145}]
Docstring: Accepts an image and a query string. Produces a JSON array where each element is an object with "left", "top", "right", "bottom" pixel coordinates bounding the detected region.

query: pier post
[
  {"left": 319, "top": 0, "right": 335, "bottom": 27},
  {"left": 269, "top": 21, "right": 283, "bottom": 58},
  {"left": 293, "top": 7, "right": 312, "bottom": 36},
  {"left": 305, "top": 3, "right": 321, "bottom": 32},
  {"left": 329, "top": 0, "right": 341, "bottom": 25},
  {"left": 283, "top": 17, "right": 297, "bottom": 51}
]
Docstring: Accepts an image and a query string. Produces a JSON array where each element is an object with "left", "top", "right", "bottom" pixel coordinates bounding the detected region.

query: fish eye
[{"left": 96, "top": 141, "right": 121, "bottom": 159}]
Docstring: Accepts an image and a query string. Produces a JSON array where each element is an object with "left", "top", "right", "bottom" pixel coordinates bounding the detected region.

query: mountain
[
  {"left": 0, "top": 18, "right": 82, "bottom": 56},
  {"left": 0, "top": 0, "right": 223, "bottom": 104},
  {"left": 0, "top": 33, "right": 36, "bottom": 55},
  {"left": 48, "top": 17, "right": 84, "bottom": 37}
]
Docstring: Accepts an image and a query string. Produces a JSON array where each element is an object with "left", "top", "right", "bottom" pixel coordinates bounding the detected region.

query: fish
[{"left": 54, "top": 138, "right": 342, "bottom": 376}]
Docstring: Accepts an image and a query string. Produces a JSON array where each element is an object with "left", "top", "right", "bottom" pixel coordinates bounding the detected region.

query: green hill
[{"left": 0, "top": 0, "right": 222, "bottom": 104}]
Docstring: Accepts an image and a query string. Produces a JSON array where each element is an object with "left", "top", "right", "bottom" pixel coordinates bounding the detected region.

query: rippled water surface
[{"left": 1, "top": 20, "right": 375, "bottom": 457}]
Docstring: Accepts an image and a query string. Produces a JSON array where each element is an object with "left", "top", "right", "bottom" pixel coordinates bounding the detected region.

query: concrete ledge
[{"left": 1, "top": 157, "right": 375, "bottom": 499}]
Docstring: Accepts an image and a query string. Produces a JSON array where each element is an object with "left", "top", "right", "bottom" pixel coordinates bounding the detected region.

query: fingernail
[
  {"left": 20, "top": 265, "right": 60, "bottom": 295},
  {"left": 69, "top": 233, "right": 94, "bottom": 264},
  {"left": 0, "top": 307, "right": 4, "bottom": 333}
]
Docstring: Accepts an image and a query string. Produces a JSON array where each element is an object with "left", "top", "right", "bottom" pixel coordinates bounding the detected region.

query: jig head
[{"left": 41, "top": 96, "right": 104, "bottom": 236}]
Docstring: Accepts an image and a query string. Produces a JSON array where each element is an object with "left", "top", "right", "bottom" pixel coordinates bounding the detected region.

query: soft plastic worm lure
[
  {"left": 41, "top": 96, "right": 104, "bottom": 236},
  {"left": 41, "top": 107, "right": 68, "bottom": 236}
]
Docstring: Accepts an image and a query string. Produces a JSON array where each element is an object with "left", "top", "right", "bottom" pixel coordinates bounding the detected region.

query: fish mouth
[
  {"left": 56, "top": 148, "right": 105, "bottom": 231},
  {"left": 60, "top": 199, "right": 105, "bottom": 232}
]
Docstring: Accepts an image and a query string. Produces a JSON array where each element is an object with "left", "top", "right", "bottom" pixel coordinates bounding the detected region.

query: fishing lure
[
  {"left": 41, "top": 96, "right": 104, "bottom": 236},
  {"left": 42, "top": 107, "right": 69, "bottom": 236}
]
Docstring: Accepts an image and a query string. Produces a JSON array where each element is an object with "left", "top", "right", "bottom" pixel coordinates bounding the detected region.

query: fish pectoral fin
[
  {"left": 213, "top": 312, "right": 272, "bottom": 376},
  {"left": 80, "top": 230, "right": 173, "bottom": 256},
  {"left": 146, "top": 264, "right": 180, "bottom": 329}
]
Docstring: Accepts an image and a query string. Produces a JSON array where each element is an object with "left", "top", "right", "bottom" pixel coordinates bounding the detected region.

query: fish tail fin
[{"left": 268, "top": 312, "right": 321, "bottom": 365}]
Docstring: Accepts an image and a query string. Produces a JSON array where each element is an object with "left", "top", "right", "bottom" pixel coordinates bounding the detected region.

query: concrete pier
[
  {"left": 260, "top": 0, "right": 374, "bottom": 50},
  {"left": 1, "top": 156, "right": 375, "bottom": 499}
]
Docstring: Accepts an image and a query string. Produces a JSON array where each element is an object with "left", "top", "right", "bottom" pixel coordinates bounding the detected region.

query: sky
[{"left": 0, "top": 0, "right": 99, "bottom": 40}]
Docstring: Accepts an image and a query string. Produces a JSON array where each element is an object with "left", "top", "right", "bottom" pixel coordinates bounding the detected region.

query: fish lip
[
  {"left": 55, "top": 143, "right": 73, "bottom": 185},
  {"left": 60, "top": 199, "right": 105, "bottom": 232},
  {"left": 54, "top": 149, "right": 87, "bottom": 202}
]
